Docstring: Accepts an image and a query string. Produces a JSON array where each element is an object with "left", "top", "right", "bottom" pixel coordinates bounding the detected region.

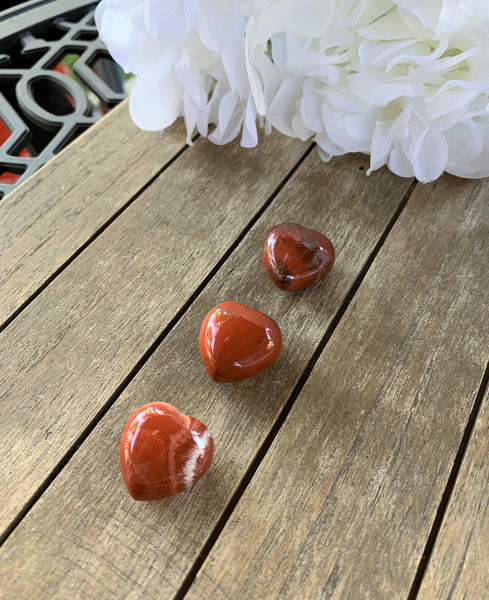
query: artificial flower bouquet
[{"left": 96, "top": 0, "right": 489, "bottom": 183}]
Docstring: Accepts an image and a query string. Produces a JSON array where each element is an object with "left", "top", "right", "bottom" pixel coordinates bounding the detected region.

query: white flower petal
[
  {"left": 445, "top": 120, "right": 483, "bottom": 166},
  {"left": 300, "top": 80, "right": 326, "bottom": 133},
  {"left": 349, "top": 72, "right": 427, "bottom": 105},
  {"left": 395, "top": 0, "right": 445, "bottom": 31},
  {"left": 344, "top": 111, "right": 376, "bottom": 141},
  {"left": 292, "top": 112, "right": 312, "bottom": 141},
  {"left": 410, "top": 129, "right": 448, "bottom": 182},
  {"left": 457, "top": 1, "right": 489, "bottom": 19},
  {"left": 129, "top": 65, "right": 183, "bottom": 130},
  {"left": 314, "top": 132, "right": 348, "bottom": 160},
  {"left": 323, "top": 106, "right": 371, "bottom": 152},
  {"left": 424, "top": 88, "right": 478, "bottom": 120},
  {"left": 144, "top": 0, "right": 190, "bottom": 44},
  {"left": 446, "top": 124, "right": 489, "bottom": 176},
  {"left": 269, "top": 76, "right": 302, "bottom": 137},
  {"left": 182, "top": 92, "right": 198, "bottom": 144},
  {"left": 358, "top": 8, "right": 417, "bottom": 40},
  {"left": 241, "top": 96, "right": 259, "bottom": 147},
  {"left": 185, "top": 0, "right": 245, "bottom": 52},
  {"left": 96, "top": 0, "right": 168, "bottom": 73},
  {"left": 389, "top": 144, "right": 416, "bottom": 178},
  {"left": 368, "top": 120, "right": 392, "bottom": 173},
  {"left": 221, "top": 41, "right": 249, "bottom": 97}
]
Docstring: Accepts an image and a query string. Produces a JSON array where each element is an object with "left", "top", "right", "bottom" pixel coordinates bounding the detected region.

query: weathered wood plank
[
  {"left": 0, "top": 154, "right": 413, "bottom": 599},
  {"left": 0, "top": 131, "right": 307, "bottom": 534},
  {"left": 417, "top": 376, "right": 489, "bottom": 600},
  {"left": 0, "top": 100, "right": 187, "bottom": 329},
  {"left": 182, "top": 176, "right": 489, "bottom": 600}
]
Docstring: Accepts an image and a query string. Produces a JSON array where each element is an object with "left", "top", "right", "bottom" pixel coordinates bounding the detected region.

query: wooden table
[{"left": 1, "top": 100, "right": 488, "bottom": 600}]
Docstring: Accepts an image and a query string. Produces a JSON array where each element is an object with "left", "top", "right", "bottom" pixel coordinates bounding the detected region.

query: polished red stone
[
  {"left": 262, "top": 223, "right": 335, "bottom": 290},
  {"left": 199, "top": 301, "right": 282, "bottom": 383},
  {"left": 120, "top": 402, "right": 214, "bottom": 500}
]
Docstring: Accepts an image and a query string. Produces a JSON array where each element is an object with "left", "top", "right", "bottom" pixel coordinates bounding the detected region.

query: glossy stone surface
[
  {"left": 199, "top": 301, "right": 282, "bottom": 383},
  {"left": 263, "top": 222, "right": 335, "bottom": 290},
  {"left": 120, "top": 402, "right": 214, "bottom": 500}
]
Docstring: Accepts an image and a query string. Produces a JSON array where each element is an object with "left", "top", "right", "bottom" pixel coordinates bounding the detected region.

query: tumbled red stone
[
  {"left": 120, "top": 402, "right": 214, "bottom": 500},
  {"left": 199, "top": 301, "right": 282, "bottom": 383},
  {"left": 262, "top": 223, "right": 335, "bottom": 290}
]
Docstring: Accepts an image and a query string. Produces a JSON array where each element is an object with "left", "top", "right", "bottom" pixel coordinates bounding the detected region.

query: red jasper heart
[
  {"left": 263, "top": 223, "right": 335, "bottom": 290},
  {"left": 199, "top": 301, "right": 282, "bottom": 383},
  {"left": 120, "top": 402, "right": 214, "bottom": 500}
]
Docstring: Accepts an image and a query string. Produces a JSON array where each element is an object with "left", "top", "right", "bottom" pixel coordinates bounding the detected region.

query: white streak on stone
[{"left": 183, "top": 429, "right": 210, "bottom": 489}]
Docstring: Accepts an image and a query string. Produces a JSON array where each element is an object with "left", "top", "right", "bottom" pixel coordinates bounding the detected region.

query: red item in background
[
  {"left": 0, "top": 120, "right": 31, "bottom": 185},
  {"left": 0, "top": 59, "right": 75, "bottom": 186},
  {"left": 120, "top": 402, "right": 214, "bottom": 501},
  {"left": 199, "top": 301, "right": 282, "bottom": 383},
  {"left": 263, "top": 223, "right": 335, "bottom": 290}
]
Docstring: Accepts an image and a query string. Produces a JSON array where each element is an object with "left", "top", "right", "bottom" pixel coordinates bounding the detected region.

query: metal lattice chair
[{"left": 0, "top": 0, "right": 129, "bottom": 199}]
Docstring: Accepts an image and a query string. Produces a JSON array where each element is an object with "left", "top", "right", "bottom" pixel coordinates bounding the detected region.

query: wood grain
[
  {"left": 417, "top": 378, "right": 489, "bottom": 600},
  {"left": 0, "top": 154, "right": 413, "bottom": 600},
  {"left": 0, "top": 130, "right": 307, "bottom": 535},
  {"left": 0, "top": 100, "right": 187, "bottom": 329},
  {"left": 182, "top": 175, "right": 489, "bottom": 600}
]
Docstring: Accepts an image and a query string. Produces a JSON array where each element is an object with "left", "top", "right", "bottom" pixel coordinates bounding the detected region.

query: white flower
[{"left": 96, "top": 0, "right": 489, "bottom": 182}]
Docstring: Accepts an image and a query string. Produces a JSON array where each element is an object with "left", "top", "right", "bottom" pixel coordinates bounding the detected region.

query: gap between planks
[
  {"left": 0, "top": 101, "right": 189, "bottom": 330},
  {"left": 0, "top": 140, "right": 194, "bottom": 335},
  {"left": 407, "top": 359, "right": 489, "bottom": 600},
  {"left": 0, "top": 143, "right": 315, "bottom": 548}
]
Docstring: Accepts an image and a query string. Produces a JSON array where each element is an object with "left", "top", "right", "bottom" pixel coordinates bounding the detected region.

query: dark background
[{"left": 2, "top": 1, "right": 33, "bottom": 11}]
